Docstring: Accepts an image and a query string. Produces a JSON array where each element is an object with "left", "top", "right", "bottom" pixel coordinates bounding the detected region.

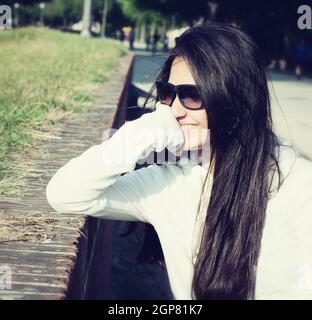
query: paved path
[
  {"left": 131, "top": 49, "right": 168, "bottom": 108},
  {"left": 269, "top": 71, "right": 312, "bottom": 159}
]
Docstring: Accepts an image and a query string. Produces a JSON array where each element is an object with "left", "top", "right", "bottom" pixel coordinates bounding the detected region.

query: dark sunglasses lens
[
  {"left": 156, "top": 82, "right": 174, "bottom": 106},
  {"left": 178, "top": 86, "right": 202, "bottom": 109}
]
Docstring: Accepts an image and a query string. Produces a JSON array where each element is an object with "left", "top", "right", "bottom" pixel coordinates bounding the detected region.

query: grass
[{"left": 0, "top": 27, "right": 127, "bottom": 197}]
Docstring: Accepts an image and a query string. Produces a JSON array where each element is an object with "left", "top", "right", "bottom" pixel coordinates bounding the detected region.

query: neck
[
  {"left": 179, "top": 143, "right": 213, "bottom": 173},
  {"left": 197, "top": 145, "right": 211, "bottom": 172}
]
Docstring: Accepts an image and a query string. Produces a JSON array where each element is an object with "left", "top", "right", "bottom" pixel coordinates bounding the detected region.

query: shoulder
[
  {"left": 275, "top": 140, "right": 312, "bottom": 190},
  {"left": 269, "top": 140, "right": 312, "bottom": 221},
  {"left": 260, "top": 142, "right": 312, "bottom": 291}
]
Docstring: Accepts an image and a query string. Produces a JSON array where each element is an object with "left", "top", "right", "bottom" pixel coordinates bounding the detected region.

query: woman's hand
[{"left": 154, "top": 102, "right": 185, "bottom": 156}]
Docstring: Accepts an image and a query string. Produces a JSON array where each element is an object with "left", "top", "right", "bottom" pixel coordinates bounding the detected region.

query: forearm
[{"left": 46, "top": 104, "right": 184, "bottom": 214}]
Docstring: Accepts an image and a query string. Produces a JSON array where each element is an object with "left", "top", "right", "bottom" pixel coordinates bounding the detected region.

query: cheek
[
  {"left": 196, "top": 113, "right": 209, "bottom": 146},
  {"left": 195, "top": 111, "right": 208, "bottom": 129},
  {"left": 182, "top": 125, "right": 209, "bottom": 149},
  {"left": 186, "top": 111, "right": 208, "bottom": 140}
]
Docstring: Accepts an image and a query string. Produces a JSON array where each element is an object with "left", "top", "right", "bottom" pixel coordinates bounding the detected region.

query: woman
[{"left": 46, "top": 22, "right": 312, "bottom": 300}]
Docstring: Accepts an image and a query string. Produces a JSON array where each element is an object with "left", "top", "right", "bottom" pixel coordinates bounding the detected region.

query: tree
[
  {"left": 134, "top": 0, "right": 210, "bottom": 26},
  {"left": 100, "top": 0, "right": 108, "bottom": 37},
  {"left": 81, "top": 0, "right": 92, "bottom": 37},
  {"left": 116, "top": 0, "right": 166, "bottom": 42},
  {"left": 44, "top": 0, "right": 83, "bottom": 27},
  {"left": 5, "top": 0, "right": 53, "bottom": 26}
]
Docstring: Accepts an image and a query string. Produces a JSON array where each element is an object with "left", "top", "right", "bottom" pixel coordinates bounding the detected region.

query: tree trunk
[
  {"left": 100, "top": 0, "right": 108, "bottom": 38},
  {"left": 81, "top": 0, "right": 92, "bottom": 37},
  {"left": 140, "top": 20, "right": 146, "bottom": 43}
]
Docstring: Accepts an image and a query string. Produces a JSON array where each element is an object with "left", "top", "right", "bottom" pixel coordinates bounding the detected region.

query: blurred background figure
[
  {"left": 152, "top": 29, "right": 160, "bottom": 54},
  {"left": 294, "top": 39, "right": 309, "bottom": 80},
  {"left": 145, "top": 34, "right": 151, "bottom": 51},
  {"left": 267, "top": 33, "right": 287, "bottom": 72},
  {"left": 129, "top": 28, "right": 135, "bottom": 50},
  {"left": 119, "top": 29, "right": 125, "bottom": 42},
  {"left": 162, "top": 34, "right": 169, "bottom": 52}
]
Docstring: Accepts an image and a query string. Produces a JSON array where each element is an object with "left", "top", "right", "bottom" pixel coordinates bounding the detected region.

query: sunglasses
[{"left": 155, "top": 80, "right": 204, "bottom": 110}]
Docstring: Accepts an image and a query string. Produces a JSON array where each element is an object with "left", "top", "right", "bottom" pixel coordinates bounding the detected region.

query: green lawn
[{"left": 0, "top": 27, "right": 127, "bottom": 197}]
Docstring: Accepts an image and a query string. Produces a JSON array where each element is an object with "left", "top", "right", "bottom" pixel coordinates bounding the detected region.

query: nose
[{"left": 171, "top": 96, "right": 187, "bottom": 119}]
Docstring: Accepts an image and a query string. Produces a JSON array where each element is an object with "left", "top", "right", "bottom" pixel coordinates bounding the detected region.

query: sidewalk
[{"left": 269, "top": 71, "right": 312, "bottom": 159}]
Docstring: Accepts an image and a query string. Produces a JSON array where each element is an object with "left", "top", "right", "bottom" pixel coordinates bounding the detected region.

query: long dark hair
[{"left": 139, "top": 22, "right": 284, "bottom": 300}]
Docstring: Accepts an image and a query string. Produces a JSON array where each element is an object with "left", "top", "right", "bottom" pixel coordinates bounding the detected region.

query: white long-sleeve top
[{"left": 46, "top": 105, "right": 312, "bottom": 300}]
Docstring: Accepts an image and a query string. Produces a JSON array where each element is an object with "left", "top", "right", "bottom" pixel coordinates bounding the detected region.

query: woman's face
[{"left": 168, "top": 56, "right": 209, "bottom": 152}]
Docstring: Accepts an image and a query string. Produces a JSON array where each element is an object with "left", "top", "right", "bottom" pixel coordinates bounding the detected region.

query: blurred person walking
[
  {"left": 294, "top": 39, "right": 309, "bottom": 80},
  {"left": 145, "top": 34, "right": 151, "bottom": 51},
  {"left": 162, "top": 34, "right": 169, "bottom": 52},
  {"left": 129, "top": 28, "right": 135, "bottom": 50},
  {"left": 152, "top": 30, "right": 160, "bottom": 54},
  {"left": 119, "top": 29, "right": 125, "bottom": 43}
]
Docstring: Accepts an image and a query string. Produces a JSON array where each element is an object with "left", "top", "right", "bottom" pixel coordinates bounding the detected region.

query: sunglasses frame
[{"left": 155, "top": 80, "right": 204, "bottom": 110}]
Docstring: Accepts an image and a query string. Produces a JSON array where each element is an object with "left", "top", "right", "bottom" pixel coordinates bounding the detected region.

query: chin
[{"left": 182, "top": 142, "right": 202, "bottom": 152}]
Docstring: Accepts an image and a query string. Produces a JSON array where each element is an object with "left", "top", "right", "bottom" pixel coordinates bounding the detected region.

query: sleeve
[
  {"left": 46, "top": 104, "right": 184, "bottom": 223},
  {"left": 292, "top": 186, "right": 312, "bottom": 299},
  {"left": 275, "top": 163, "right": 312, "bottom": 300}
]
